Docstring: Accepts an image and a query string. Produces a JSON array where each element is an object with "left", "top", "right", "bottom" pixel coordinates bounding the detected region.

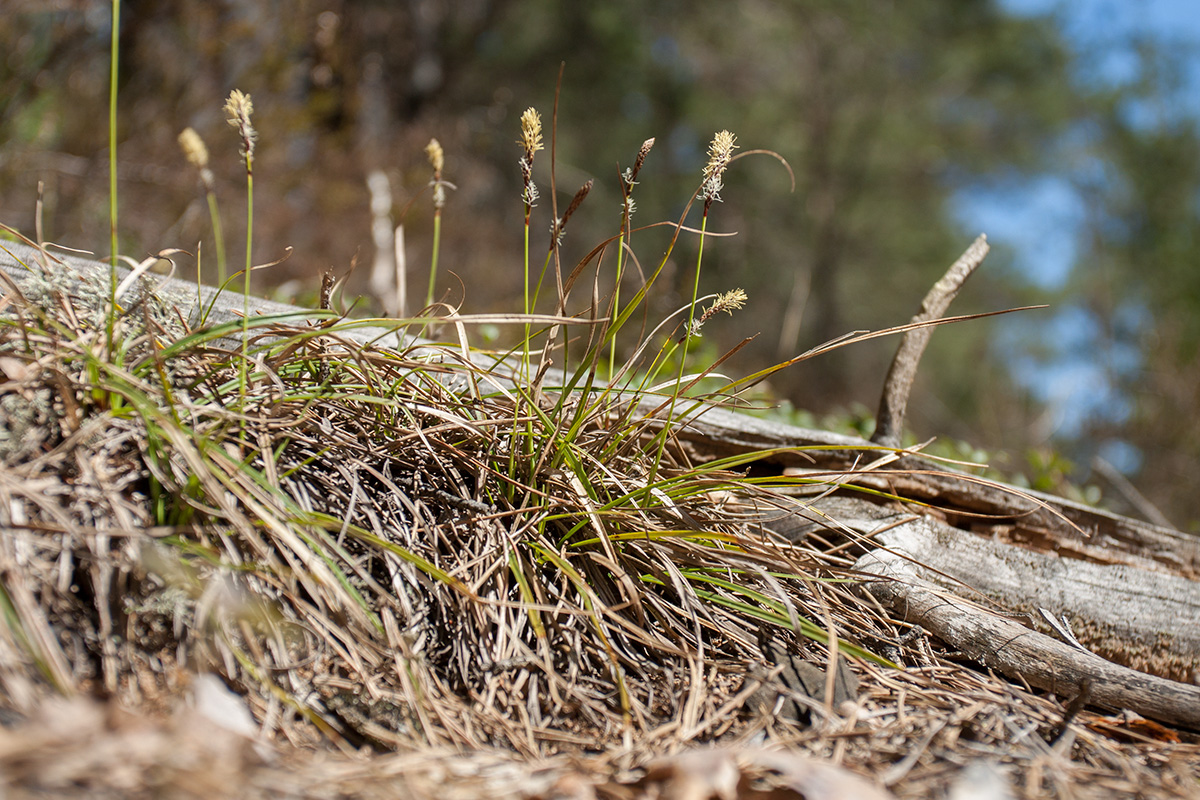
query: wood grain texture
[{"left": 857, "top": 544, "right": 1200, "bottom": 728}]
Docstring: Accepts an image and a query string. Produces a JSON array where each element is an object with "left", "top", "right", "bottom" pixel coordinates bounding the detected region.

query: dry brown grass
[{"left": 0, "top": 241, "right": 1196, "bottom": 798}]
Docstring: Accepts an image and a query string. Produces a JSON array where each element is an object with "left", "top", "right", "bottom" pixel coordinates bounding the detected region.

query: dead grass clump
[
  {"left": 0, "top": 244, "right": 886, "bottom": 755},
  {"left": 2, "top": 243, "right": 1197, "bottom": 798}
]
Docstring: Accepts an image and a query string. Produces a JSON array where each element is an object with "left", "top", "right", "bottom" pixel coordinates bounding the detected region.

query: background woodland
[{"left": 3, "top": 0, "right": 1198, "bottom": 528}]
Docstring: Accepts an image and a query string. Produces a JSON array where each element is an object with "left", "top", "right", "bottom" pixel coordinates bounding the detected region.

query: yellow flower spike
[{"left": 518, "top": 107, "right": 544, "bottom": 158}]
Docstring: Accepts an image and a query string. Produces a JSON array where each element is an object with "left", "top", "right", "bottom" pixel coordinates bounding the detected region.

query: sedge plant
[
  {"left": 178, "top": 127, "right": 228, "bottom": 286},
  {"left": 223, "top": 89, "right": 256, "bottom": 404},
  {"left": 28, "top": 18, "right": 883, "bottom": 741},
  {"left": 424, "top": 137, "right": 447, "bottom": 307},
  {"left": 106, "top": 0, "right": 120, "bottom": 353},
  {"left": 0, "top": 86, "right": 912, "bottom": 755}
]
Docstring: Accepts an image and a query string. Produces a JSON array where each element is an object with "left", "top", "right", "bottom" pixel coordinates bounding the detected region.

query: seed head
[
  {"left": 178, "top": 128, "right": 209, "bottom": 169},
  {"left": 223, "top": 89, "right": 257, "bottom": 164},
  {"left": 425, "top": 138, "right": 444, "bottom": 178},
  {"left": 518, "top": 107, "right": 544, "bottom": 159},
  {"left": 518, "top": 108, "right": 544, "bottom": 209},
  {"left": 685, "top": 288, "right": 747, "bottom": 340},
  {"left": 521, "top": 167, "right": 540, "bottom": 208},
  {"left": 629, "top": 137, "right": 655, "bottom": 186},
  {"left": 712, "top": 287, "right": 747, "bottom": 315},
  {"left": 552, "top": 180, "right": 592, "bottom": 244},
  {"left": 178, "top": 127, "right": 215, "bottom": 189},
  {"left": 700, "top": 130, "right": 737, "bottom": 206}
]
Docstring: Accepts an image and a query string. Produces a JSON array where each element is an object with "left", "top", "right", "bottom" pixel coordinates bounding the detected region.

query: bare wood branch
[{"left": 871, "top": 234, "right": 989, "bottom": 447}]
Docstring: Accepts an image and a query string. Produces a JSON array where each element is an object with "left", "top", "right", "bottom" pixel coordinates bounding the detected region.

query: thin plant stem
[
  {"left": 608, "top": 138, "right": 653, "bottom": 379},
  {"left": 608, "top": 213, "right": 629, "bottom": 380},
  {"left": 178, "top": 128, "right": 226, "bottom": 286},
  {"left": 649, "top": 209, "right": 709, "bottom": 482},
  {"left": 426, "top": 208, "right": 441, "bottom": 307},
  {"left": 424, "top": 138, "right": 446, "bottom": 309},
  {"left": 517, "top": 106, "right": 544, "bottom": 387},
  {"left": 107, "top": 0, "right": 120, "bottom": 354},
  {"left": 208, "top": 189, "right": 227, "bottom": 286},
  {"left": 681, "top": 213, "right": 709, "bottom": 370},
  {"left": 224, "top": 89, "right": 257, "bottom": 407},
  {"left": 521, "top": 206, "right": 533, "bottom": 383},
  {"left": 524, "top": 210, "right": 532, "bottom": 317},
  {"left": 647, "top": 130, "right": 734, "bottom": 485},
  {"left": 108, "top": 0, "right": 119, "bottom": 269},
  {"left": 241, "top": 164, "right": 253, "bottom": 399}
]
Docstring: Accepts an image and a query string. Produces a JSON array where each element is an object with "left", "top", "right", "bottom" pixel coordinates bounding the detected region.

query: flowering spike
[
  {"left": 700, "top": 130, "right": 737, "bottom": 208},
  {"left": 178, "top": 128, "right": 209, "bottom": 169},
  {"left": 518, "top": 107, "right": 543, "bottom": 208},
  {"left": 425, "top": 138, "right": 444, "bottom": 178},
  {"left": 223, "top": 89, "right": 257, "bottom": 165},
  {"left": 684, "top": 288, "right": 747, "bottom": 340},
  {"left": 552, "top": 180, "right": 593, "bottom": 244},
  {"left": 518, "top": 107, "right": 544, "bottom": 158},
  {"left": 629, "top": 137, "right": 655, "bottom": 186},
  {"left": 426, "top": 138, "right": 447, "bottom": 209}
]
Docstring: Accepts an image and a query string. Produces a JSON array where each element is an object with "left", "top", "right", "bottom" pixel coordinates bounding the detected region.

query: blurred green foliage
[{"left": 2, "top": 0, "right": 1196, "bottom": 526}]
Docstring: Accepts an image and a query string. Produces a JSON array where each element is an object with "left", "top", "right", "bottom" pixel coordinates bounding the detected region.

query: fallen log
[
  {"left": 763, "top": 495, "right": 1200, "bottom": 727},
  {"left": 857, "top": 542, "right": 1200, "bottom": 728}
]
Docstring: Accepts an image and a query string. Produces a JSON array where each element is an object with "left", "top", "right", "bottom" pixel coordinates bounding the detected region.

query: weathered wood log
[
  {"left": 732, "top": 490, "right": 1200, "bottom": 725},
  {"left": 0, "top": 241, "right": 415, "bottom": 352},
  {"left": 857, "top": 543, "right": 1200, "bottom": 727},
  {"left": 785, "top": 495, "right": 1200, "bottom": 727},
  {"left": 742, "top": 494, "right": 1200, "bottom": 676},
  {"left": 669, "top": 402, "right": 1200, "bottom": 575}
]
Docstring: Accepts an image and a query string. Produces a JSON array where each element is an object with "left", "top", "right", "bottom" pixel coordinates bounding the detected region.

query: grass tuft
[{"left": 0, "top": 92, "right": 922, "bottom": 753}]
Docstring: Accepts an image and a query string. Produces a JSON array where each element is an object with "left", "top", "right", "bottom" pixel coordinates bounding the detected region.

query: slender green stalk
[
  {"left": 178, "top": 127, "right": 227, "bottom": 286},
  {"left": 523, "top": 211, "right": 532, "bottom": 317},
  {"left": 650, "top": 131, "right": 736, "bottom": 483},
  {"left": 509, "top": 108, "right": 546, "bottom": 487},
  {"left": 647, "top": 210, "right": 709, "bottom": 479},
  {"left": 224, "top": 90, "right": 257, "bottom": 404},
  {"left": 608, "top": 237, "right": 626, "bottom": 379},
  {"left": 522, "top": 207, "right": 532, "bottom": 365},
  {"left": 609, "top": 139, "right": 654, "bottom": 379},
  {"left": 535, "top": 178, "right": 592, "bottom": 401},
  {"left": 108, "top": 0, "right": 119, "bottom": 269},
  {"left": 679, "top": 212, "right": 709, "bottom": 377},
  {"left": 208, "top": 188, "right": 227, "bottom": 286},
  {"left": 243, "top": 166, "right": 254, "bottom": 360},
  {"left": 426, "top": 209, "right": 441, "bottom": 307},
  {"left": 425, "top": 138, "right": 447, "bottom": 309},
  {"left": 517, "top": 107, "right": 544, "bottom": 380},
  {"left": 107, "top": 0, "right": 120, "bottom": 354}
]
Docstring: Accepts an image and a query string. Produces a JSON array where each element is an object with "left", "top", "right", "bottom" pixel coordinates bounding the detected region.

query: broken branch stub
[{"left": 872, "top": 234, "right": 989, "bottom": 448}]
